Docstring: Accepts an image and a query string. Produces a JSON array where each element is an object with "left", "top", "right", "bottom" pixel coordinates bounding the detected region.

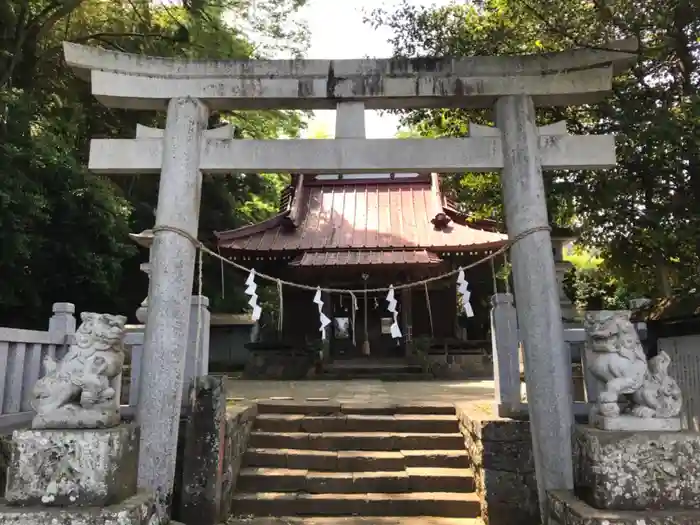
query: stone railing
[
  {"left": 0, "top": 296, "right": 211, "bottom": 433},
  {"left": 0, "top": 303, "right": 147, "bottom": 431},
  {"left": 490, "top": 293, "right": 591, "bottom": 417},
  {"left": 0, "top": 326, "right": 66, "bottom": 428},
  {"left": 0, "top": 303, "right": 74, "bottom": 429},
  {"left": 658, "top": 333, "right": 700, "bottom": 431}
]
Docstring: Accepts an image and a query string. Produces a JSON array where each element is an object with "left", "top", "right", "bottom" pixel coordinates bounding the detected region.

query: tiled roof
[
  {"left": 289, "top": 250, "right": 443, "bottom": 267},
  {"left": 216, "top": 180, "right": 506, "bottom": 252}
]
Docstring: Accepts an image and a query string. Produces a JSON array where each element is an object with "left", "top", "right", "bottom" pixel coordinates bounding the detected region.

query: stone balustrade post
[
  {"left": 48, "top": 303, "right": 76, "bottom": 360},
  {"left": 183, "top": 295, "right": 211, "bottom": 404},
  {"left": 48, "top": 302, "right": 76, "bottom": 341},
  {"left": 490, "top": 293, "right": 522, "bottom": 416}
]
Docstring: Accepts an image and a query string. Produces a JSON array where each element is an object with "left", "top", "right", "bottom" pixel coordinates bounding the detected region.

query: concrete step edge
[
  {"left": 233, "top": 492, "right": 480, "bottom": 501},
  {"left": 239, "top": 467, "right": 474, "bottom": 478},
  {"left": 225, "top": 518, "right": 483, "bottom": 525},
  {"left": 246, "top": 448, "right": 468, "bottom": 455},
  {"left": 250, "top": 431, "right": 464, "bottom": 438}
]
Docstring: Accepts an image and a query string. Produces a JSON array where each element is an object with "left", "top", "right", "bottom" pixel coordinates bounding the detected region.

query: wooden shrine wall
[
  {"left": 281, "top": 287, "right": 317, "bottom": 345},
  {"left": 411, "top": 284, "right": 457, "bottom": 339}
]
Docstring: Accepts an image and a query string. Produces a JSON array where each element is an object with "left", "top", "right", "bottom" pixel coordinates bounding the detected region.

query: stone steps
[
  {"left": 254, "top": 414, "right": 459, "bottom": 433},
  {"left": 232, "top": 492, "right": 481, "bottom": 517},
  {"left": 227, "top": 518, "right": 481, "bottom": 525},
  {"left": 232, "top": 401, "right": 477, "bottom": 519},
  {"left": 244, "top": 448, "right": 470, "bottom": 470},
  {"left": 256, "top": 400, "right": 457, "bottom": 415},
  {"left": 320, "top": 372, "right": 435, "bottom": 381},
  {"left": 238, "top": 467, "right": 475, "bottom": 493},
  {"left": 248, "top": 431, "right": 465, "bottom": 451},
  {"left": 320, "top": 361, "right": 429, "bottom": 381}
]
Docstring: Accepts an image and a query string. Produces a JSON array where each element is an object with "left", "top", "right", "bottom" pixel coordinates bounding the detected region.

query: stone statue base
[
  {"left": 590, "top": 413, "right": 682, "bottom": 431},
  {"left": 0, "top": 492, "right": 161, "bottom": 525},
  {"left": 573, "top": 425, "right": 700, "bottom": 511},
  {"left": 548, "top": 490, "right": 700, "bottom": 525},
  {"left": 5, "top": 424, "right": 138, "bottom": 507},
  {"left": 31, "top": 405, "right": 121, "bottom": 430}
]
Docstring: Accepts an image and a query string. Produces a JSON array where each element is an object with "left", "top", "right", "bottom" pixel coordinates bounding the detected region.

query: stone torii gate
[{"left": 64, "top": 40, "right": 637, "bottom": 517}]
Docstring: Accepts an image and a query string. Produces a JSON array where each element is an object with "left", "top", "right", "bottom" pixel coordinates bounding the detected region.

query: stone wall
[
  {"left": 456, "top": 402, "right": 539, "bottom": 525},
  {"left": 220, "top": 403, "right": 256, "bottom": 513},
  {"left": 0, "top": 434, "right": 13, "bottom": 498},
  {"left": 427, "top": 353, "right": 493, "bottom": 379},
  {"left": 176, "top": 376, "right": 256, "bottom": 525}
]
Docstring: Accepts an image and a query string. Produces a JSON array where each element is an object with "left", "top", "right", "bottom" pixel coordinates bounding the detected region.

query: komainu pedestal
[
  {"left": 0, "top": 311, "right": 163, "bottom": 525},
  {"left": 573, "top": 426, "right": 700, "bottom": 511},
  {"left": 5, "top": 425, "right": 139, "bottom": 507},
  {"left": 0, "top": 424, "right": 161, "bottom": 525},
  {"left": 549, "top": 311, "right": 700, "bottom": 524}
]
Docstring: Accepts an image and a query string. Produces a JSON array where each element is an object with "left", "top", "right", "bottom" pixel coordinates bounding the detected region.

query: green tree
[
  {"left": 368, "top": 0, "right": 700, "bottom": 297},
  {"left": 0, "top": 0, "right": 308, "bottom": 327}
]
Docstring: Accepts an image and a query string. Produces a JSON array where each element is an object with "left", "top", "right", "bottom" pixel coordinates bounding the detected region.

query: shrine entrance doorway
[{"left": 329, "top": 292, "right": 404, "bottom": 360}]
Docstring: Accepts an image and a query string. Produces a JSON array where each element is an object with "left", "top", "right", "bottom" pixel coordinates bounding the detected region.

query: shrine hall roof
[
  {"left": 290, "top": 250, "right": 444, "bottom": 267},
  {"left": 215, "top": 174, "right": 507, "bottom": 253}
]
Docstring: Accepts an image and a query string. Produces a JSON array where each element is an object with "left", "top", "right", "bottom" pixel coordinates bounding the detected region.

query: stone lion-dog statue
[
  {"left": 585, "top": 311, "right": 682, "bottom": 421},
  {"left": 31, "top": 312, "right": 127, "bottom": 429}
]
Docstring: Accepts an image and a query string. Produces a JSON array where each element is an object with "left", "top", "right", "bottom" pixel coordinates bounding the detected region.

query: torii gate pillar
[
  {"left": 496, "top": 95, "right": 574, "bottom": 510},
  {"left": 139, "top": 97, "right": 209, "bottom": 515}
]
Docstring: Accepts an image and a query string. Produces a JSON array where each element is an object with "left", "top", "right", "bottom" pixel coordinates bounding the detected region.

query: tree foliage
[
  {"left": 369, "top": 0, "right": 700, "bottom": 298},
  {"left": 0, "top": 0, "right": 308, "bottom": 327}
]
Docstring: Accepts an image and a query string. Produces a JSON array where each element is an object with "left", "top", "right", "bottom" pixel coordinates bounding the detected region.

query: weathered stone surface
[
  {"left": 0, "top": 434, "right": 13, "bottom": 498},
  {"left": 31, "top": 312, "right": 127, "bottom": 430},
  {"left": 456, "top": 403, "right": 531, "bottom": 442},
  {"left": 456, "top": 403, "right": 539, "bottom": 525},
  {"left": 135, "top": 96, "right": 209, "bottom": 520},
  {"left": 469, "top": 439, "right": 534, "bottom": 473},
  {"left": 590, "top": 413, "right": 682, "bottom": 431},
  {"left": 177, "top": 376, "right": 256, "bottom": 525},
  {"left": 243, "top": 350, "right": 317, "bottom": 380},
  {"left": 585, "top": 311, "right": 683, "bottom": 427},
  {"left": 0, "top": 491, "right": 162, "bottom": 525},
  {"left": 5, "top": 424, "right": 138, "bottom": 507},
  {"left": 223, "top": 403, "right": 257, "bottom": 512},
  {"left": 573, "top": 425, "right": 700, "bottom": 510},
  {"left": 497, "top": 94, "right": 576, "bottom": 516},
  {"left": 64, "top": 40, "right": 638, "bottom": 111},
  {"left": 426, "top": 353, "right": 493, "bottom": 379},
  {"left": 549, "top": 490, "right": 700, "bottom": 525}
]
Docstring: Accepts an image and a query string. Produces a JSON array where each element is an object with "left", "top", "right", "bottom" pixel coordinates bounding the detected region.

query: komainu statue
[
  {"left": 585, "top": 311, "right": 683, "bottom": 428},
  {"left": 31, "top": 312, "right": 127, "bottom": 429},
  {"left": 631, "top": 350, "right": 683, "bottom": 419}
]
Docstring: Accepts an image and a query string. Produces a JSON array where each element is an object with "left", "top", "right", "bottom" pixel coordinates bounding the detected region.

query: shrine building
[{"left": 215, "top": 172, "right": 508, "bottom": 360}]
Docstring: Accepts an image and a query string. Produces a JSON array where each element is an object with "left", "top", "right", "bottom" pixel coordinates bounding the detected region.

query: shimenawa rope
[{"left": 150, "top": 224, "right": 551, "bottom": 295}]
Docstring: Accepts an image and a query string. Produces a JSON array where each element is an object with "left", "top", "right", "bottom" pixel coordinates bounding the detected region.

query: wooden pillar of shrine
[{"left": 401, "top": 288, "right": 413, "bottom": 352}]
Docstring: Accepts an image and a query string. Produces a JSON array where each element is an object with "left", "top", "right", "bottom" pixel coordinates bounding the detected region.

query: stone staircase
[
  {"left": 321, "top": 358, "right": 432, "bottom": 381},
  {"left": 231, "top": 401, "right": 479, "bottom": 518}
]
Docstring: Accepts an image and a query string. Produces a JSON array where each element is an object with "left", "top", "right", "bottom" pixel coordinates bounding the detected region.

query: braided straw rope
[{"left": 150, "top": 224, "right": 551, "bottom": 294}]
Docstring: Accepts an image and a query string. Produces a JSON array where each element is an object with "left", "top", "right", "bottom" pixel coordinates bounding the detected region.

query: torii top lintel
[{"left": 63, "top": 40, "right": 638, "bottom": 112}]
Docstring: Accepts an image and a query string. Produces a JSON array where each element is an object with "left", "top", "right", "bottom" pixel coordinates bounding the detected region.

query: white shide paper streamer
[
  {"left": 244, "top": 269, "right": 262, "bottom": 321},
  {"left": 385, "top": 285, "right": 402, "bottom": 339},
  {"left": 313, "top": 287, "right": 332, "bottom": 340},
  {"left": 457, "top": 268, "right": 475, "bottom": 318}
]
